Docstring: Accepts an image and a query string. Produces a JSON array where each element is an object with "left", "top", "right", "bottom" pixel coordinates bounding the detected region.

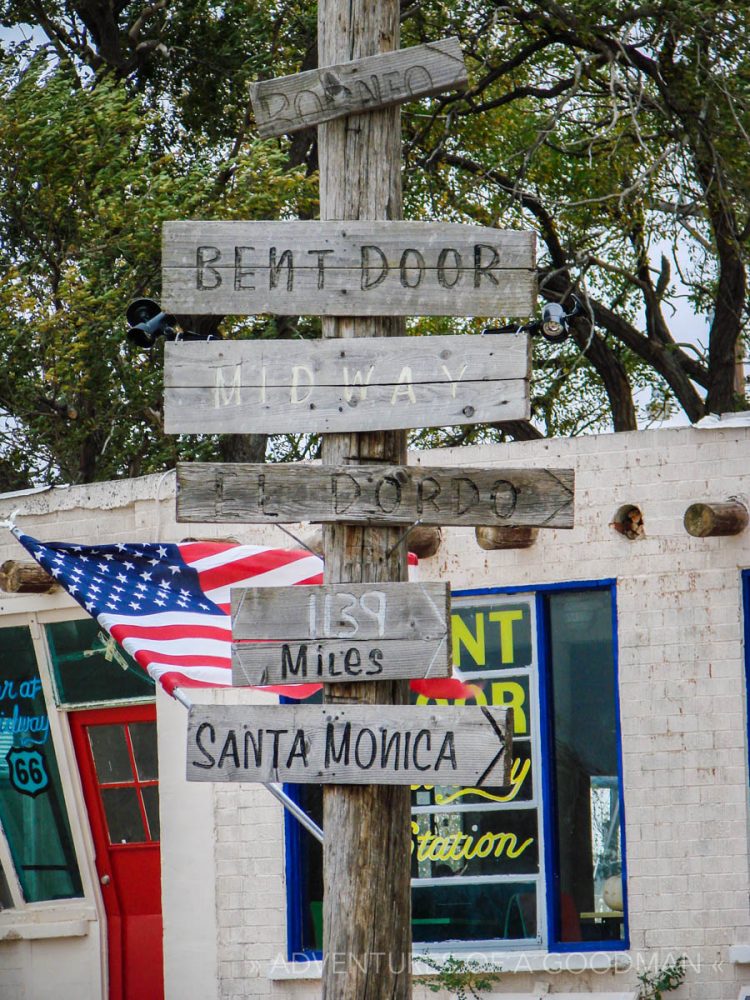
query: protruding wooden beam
[
  {"left": 405, "top": 525, "right": 441, "bottom": 558},
  {"left": 0, "top": 560, "right": 58, "bottom": 594},
  {"left": 684, "top": 500, "right": 749, "bottom": 537},
  {"left": 475, "top": 526, "right": 538, "bottom": 550}
]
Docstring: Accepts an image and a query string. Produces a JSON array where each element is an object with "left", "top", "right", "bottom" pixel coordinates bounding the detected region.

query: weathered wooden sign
[
  {"left": 161, "top": 221, "right": 536, "bottom": 317},
  {"left": 231, "top": 582, "right": 451, "bottom": 686},
  {"left": 250, "top": 37, "right": 467, "bottom": 138},
  {"left": 164, "top": 333, "right": 530, "bottom": 435},
  {"left": 177, "top": 462, "right": 575, "bottom": 528},
  {"left": 186, "top": 703, "right": 512, "bottom": 786}
]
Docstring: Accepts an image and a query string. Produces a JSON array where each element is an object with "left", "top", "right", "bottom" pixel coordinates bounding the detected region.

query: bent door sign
[
  {"left": 161, "top": 221, "right": 536, "bottom": 317},
  {"left": 177, "top": 462, "right": 575, "bottom": 528},
  {"left": 232, "top": 582, "right": 450, "bottom": 686},
  {"left": 250, "top": 37, "right": 467, "bottom": 137},
  {"left": 164, "top": 333, "right": 530, "bottom": 434},
  {"left": 186, "top": 704, "right": 512, "bottom": 786}
]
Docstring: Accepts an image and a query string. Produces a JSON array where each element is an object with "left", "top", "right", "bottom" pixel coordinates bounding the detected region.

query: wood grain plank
[
  {"left": 250, "top": 37, "right": 468, "bottom": 137},
  {"left": 232, "top": 637, "right": 450, "bottom": 686},
  {"left": 231, "top": 582, "right": 450, "bottom": 640},
  {"left": 186, "top": 703, "right": 513, "bottom": 786},
  {"left": 161, "top": 221, "right": 536, "bottom": 317},
  {"left": 163, "top": 334, "right": 531, "bottom": 434},
  {"left": 176, "top": 462, "right": 575, "bottom": 527}
]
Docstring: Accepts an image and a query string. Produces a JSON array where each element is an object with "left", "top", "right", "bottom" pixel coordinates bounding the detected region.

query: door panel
[{"left": 70, "top": 704, "right": 163, "bottom": 1000}]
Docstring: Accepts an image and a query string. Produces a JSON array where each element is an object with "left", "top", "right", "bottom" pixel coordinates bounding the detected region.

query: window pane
[
  {"left": 0, "top": 627, "right": 83, "bottom": 901},
  {"left": 129, "top": 723, "right": 158, "bottom": 781},
  {"left": 46, "top": 619, "right": 153, "bottom": 705},
  {"left": 100, "top": 787, "right": 147, "bottom": 844},
  {"left": 412, "top": 882, "right": 537, "bottom": 943},
  {"left": 141, "top": 786, "right": 160, "bottom": 841},
  {"left": 89, "top": 725, "right": 132, "bottom": 783},
  {"left": 411, "top": 809, "right": 539, "bottom": 880},
  {"left": 546, "top": 589, "right": 625, "bottom": 943},
  {"left": 0, "top": 864, "right": 13, "bottom": 908},
  {"left": 452, "top": 602, "right": 533, "bottom": 673}
]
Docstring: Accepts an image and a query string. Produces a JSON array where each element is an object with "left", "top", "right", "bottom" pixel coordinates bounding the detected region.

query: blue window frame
[{"left": 284, "top": 579, "right": 628, "bottom": 956}]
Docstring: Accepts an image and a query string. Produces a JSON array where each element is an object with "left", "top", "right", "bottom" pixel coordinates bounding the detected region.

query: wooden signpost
[
  {"left": 161, "top": 3, "right": 564, "bottom": 996},
  {"left": 231, "top": 582, "right": 450, "bottom": 686},
  {"left": 177, "top": 462, "right": 575, "bottom": 527},
  {"left": 250, "top": 36, "right": 467, "bottom": 137},
  {"left": 187, "top": 703, "right": 512, "bottom": 786},
  {"left": 163, "top": 333, "right": 530, "bottom": 434},
  {"left": 161, "top": 220, "right": 536, "bottom": 317}
]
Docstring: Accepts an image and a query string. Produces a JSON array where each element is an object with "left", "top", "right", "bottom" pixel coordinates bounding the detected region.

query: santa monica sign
[{"left": 186, "top": 703, "right": 512, "bottom": 786}]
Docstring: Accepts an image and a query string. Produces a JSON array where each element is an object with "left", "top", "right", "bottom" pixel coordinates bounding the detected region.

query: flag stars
[
  {"left": 140, "top": 571, "right": 152, "bottom": 581},
  {"left": 157, "top": 546, "right": 168, "bottom": 558},
  {"left": 129, "top": 601, "right": 141, "bottom": 611}
]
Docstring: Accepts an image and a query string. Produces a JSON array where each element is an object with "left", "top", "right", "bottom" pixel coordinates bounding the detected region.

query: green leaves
[{"left": 0, "top": 51, "right": 315, "bottom": 485}]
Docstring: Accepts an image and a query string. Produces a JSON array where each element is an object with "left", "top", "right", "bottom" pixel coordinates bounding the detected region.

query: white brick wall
[{"left": 0, "top": 425, "right": 749, "bottom": 998}]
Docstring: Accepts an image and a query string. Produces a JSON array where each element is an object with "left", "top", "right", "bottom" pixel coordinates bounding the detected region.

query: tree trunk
[{"left": 318, "top": 1, "right": 412, "bottom": 998}]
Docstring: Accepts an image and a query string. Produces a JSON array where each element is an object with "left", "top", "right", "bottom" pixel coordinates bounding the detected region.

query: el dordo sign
[
  {"left": 176, "top": 462, "right": 574, "bottom": 528},
  {"left": 161, "top": 220, "right": 536, "bottom": 317}
]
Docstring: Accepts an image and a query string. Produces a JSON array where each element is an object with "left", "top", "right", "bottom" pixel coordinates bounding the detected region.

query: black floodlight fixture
[
  {"left": 483, "top": 295, "right": 585, "bottom": 344},
  {"left": 126, "top": 298, "right": 223, "bottom": 348},
  {"left": 126, "top": 298, "right": 177, "bottom": 348}
]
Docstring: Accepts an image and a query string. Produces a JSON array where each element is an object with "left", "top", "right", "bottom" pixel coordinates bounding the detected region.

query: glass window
[
  {"left": 46, "top": 619, "right": 154, "bottom": 706},
  {"left": 411, "top": 596, "right": 541, "bottom": 945},
  {"left": 0, "top": 626, "right": 83, "bottom": 902},
  {"left": 86, "top": 721, "right": 159, "bottom": 845},
  {"left": 287, "top": 584, "right": 625, "bottom": 953},
  {"left": 545, "top": 588, "right": 625, "bottom": 943}
]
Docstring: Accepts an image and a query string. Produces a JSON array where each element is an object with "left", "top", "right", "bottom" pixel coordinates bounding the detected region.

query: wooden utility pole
[
  {"left": 168, "top": 7, "right": 541, "bottom": 998},
  {"left": 317, "top": 2, "right": 411, "bottom": 996}
]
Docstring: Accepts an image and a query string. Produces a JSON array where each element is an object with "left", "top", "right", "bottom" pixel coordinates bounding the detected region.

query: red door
[{"left": 70, "top": 704, "right": 163, "bottom": 1000}]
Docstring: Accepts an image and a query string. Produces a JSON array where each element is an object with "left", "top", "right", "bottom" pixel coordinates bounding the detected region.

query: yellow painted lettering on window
[
  {"left": 488, "top": 609, "right": 524, "bottom": 664},
  {"left": 490, "top": 680, "right": 527, "bottom": 735},
  {"left": 451, "top": 614, "right": 485, "bottom": 667}
]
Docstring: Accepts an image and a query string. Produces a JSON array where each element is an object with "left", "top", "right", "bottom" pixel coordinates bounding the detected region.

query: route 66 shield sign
[{"left": 6, "top": 747, "right": 49, "bottom": 797}]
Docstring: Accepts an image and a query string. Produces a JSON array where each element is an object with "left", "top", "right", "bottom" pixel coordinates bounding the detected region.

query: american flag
[{"left": 14, "top": 531, "right": 469, "bottom": 702}]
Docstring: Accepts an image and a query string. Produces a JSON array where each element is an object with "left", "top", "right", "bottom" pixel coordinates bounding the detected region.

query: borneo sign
[{"left": 250, "top": 37, "right": 467, "bottom": 137}]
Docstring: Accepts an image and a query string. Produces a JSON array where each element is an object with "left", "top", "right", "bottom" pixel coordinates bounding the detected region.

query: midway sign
[
  {"left": 161, "top": 220, "right": 536, "bottom": 317},
  {"left": 177, "top": 462, "right": 575, "bottom": 527},
  {"left": 231, "top": 582, "right": 451, "bottom": 686},
  {"left": 186, "top": 703, "right": 513, "bottom": 786},
  {"left": 163, "top": 333, "right": 530, "bottom": 434},
  {"left": 250, "top": 36, "right": 467, "bottom": 137}
]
